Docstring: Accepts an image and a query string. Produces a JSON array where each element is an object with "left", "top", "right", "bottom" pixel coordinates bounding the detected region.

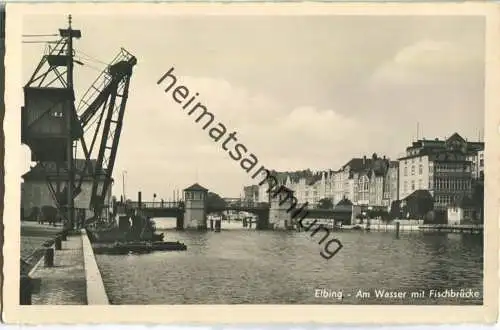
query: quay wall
[{"left": 81, "top": 229, "right": 110, "bottom": 305}]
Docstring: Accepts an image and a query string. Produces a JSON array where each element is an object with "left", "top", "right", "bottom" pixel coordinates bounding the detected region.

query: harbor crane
[{"left": 21, "top": 15, "right": 137, "bottom": 227}]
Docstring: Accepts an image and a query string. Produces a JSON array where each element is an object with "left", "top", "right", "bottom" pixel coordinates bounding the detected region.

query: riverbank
[
  {"left": 21, "top": 221, "right": 63, "bottom": 272},
  {"left": 301, "top": 219, "right": 482, "bottom": 234},
  {"left": 26, "top": 229, "right": 109, "bottom": 305}
]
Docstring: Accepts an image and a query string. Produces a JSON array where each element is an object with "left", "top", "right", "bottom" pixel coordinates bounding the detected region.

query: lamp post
[{"left": 122, "top": 170, "right": 127, "bottom": 202}]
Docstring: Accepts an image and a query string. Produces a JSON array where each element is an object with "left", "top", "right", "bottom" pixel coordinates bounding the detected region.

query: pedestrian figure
[{"left": 37, "top": 209, "right": 44, "bottom": 225}]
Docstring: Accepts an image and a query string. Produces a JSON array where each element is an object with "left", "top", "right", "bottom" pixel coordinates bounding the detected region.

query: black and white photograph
[{"left": 3, "top": 2, "right": 499, "bottom": 325}]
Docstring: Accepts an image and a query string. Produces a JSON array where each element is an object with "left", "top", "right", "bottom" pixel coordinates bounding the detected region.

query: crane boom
[{"left": 83, "top": 50, "right": 137, "bottom": 221}]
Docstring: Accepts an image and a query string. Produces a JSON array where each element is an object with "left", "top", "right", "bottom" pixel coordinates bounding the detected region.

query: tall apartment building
[{"left": 398, "top": 133, "right": 484, "bottom": 209}]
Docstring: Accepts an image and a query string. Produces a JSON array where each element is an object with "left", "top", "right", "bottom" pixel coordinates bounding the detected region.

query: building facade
[
  {"left": 21, "top": 159, "right": 112, "bottom": 221},
  {"left": 330, "top": 154, "right": 396, "bottom": 208},
  {"left": 468, "top": 149, "right": 485, "bottom": 180},
  {"left": 243, "top": 185, "right": 260, "bottom": 204},
  {"left": 398, "top": 133, "right": 483, "bottom": 210},
  {"left": 383, "top": 161, "right": 399, "bottom": 206},
  {"left": 259, "top": 154, "right": 399, "bottom": 210}
]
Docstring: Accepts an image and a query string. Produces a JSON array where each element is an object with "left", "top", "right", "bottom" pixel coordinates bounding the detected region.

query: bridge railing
[
  {"left": 127, "top": 201, "right": 184, "bottom": 209},
  {"left": 225, "top": 201, "right": 269, "bottom": 208}
]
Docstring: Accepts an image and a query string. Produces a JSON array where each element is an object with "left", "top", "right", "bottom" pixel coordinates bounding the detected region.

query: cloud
[
  {"left": 95, "top": 70, "right": 383, "bottom": 195},
  {"left": 151, "top": 74, "right": 377, "bottom": 173},
  {"left": 370, "top": 39, "right": 482, "bottom": 86}
]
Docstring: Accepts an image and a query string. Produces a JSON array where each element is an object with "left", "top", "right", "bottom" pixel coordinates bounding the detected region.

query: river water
[{"left": 95, "top": 219, "right": 483, "bottom": 305}]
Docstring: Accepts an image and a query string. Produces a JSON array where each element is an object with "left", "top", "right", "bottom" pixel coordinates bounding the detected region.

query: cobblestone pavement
[
  {"left": 21, "top": 221, "right": 62, "bottom": 261},
  {"left": 30, "top": 233, "right": 87, "bottom": 305}
]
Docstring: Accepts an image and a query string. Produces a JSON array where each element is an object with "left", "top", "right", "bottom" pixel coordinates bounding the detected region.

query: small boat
[
  {"left": 152, "top": 241, "right": 188, "bottom": 251},
  {"left": 92, "top": 240, "right": 187, "bottom": 255}
]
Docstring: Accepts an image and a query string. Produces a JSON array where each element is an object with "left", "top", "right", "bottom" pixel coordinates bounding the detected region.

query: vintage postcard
[{"left": 2, "top": 2, "right": 499, "bottom": 324}]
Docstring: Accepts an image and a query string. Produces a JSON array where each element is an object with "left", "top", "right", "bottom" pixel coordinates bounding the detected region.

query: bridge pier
[{"left": 176, "top": 213, "right": 184, "bottom": 231}]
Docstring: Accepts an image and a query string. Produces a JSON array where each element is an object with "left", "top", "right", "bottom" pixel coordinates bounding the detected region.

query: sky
[{"left": 21, "top": 14, "right": 485, "bottom": 199}]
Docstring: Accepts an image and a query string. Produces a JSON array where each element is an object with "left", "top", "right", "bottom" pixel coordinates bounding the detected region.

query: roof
[
  {"left": 403, "top": 189, "right": 433, "bottom": 201},
  {"left": 184, "top": 183, "right": 208, "bottom": 191},
  {"left": 268, "top": 169, "right": 325, "bottom": 186},
  {"left": 344, "top": 155, "right": 390, "bottom": 178},
  {"left": 342, "top": 158, "right": 373, "bottom": 172},
  {"left": 400, "top": 132, "right": 484, "bottom": 161},
  {"left": 336, "top": 198, "right": 353, "bottom": 206}
]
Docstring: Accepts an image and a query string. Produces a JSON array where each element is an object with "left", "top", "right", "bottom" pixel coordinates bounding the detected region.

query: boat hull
[{"left": 92, "top": 241, "right": 187, "bottom": 255}]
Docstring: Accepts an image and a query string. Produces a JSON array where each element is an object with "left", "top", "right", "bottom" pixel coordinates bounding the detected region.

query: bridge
[
  {"left": 120, "top": 200, "right": 273, "bottom": 230},
  {"left": 120, "top": 186, "right": 353, "bottom": 231}
]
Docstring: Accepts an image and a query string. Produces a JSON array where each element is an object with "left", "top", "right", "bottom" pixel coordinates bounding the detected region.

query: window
[
  {"left": 404, "top": 167, "right": 408, "bottom": 176},
  {"left": 411, "top": 166, "right": 415, "bottom": 175},
  {"left": 411, "top": 181, "right": 415, "bottom": 191},
  {"left": 418, "top": 179, "right": 423, "bottom": 189},
  {"left": 480, "top": 159, "right": 484, "bottom": 167},
  {"left": 418, "top": 164, "right": 423, "bottom": 175}
]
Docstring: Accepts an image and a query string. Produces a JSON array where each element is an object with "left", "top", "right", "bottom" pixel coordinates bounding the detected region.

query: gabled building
[{"left": 332, "top": 154, "right": 396, "bottom": 208}]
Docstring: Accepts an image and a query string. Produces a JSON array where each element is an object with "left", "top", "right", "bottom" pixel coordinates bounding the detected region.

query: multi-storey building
[
  {"left": 254, "top": 169, "right": 336, "bottom": 207},
  {"left": 329, "top": 154, "right": 396, "bottom": 208},
  {"left": 285, "top": 171, "right": 329, "bottom": 206},
  {"left": 398, "top": 133, "right": 484, "bottom": 209},
  {"left": 478, "top": 150, "right": 485, "bottom": 179},
  {"left": 383, "top": 161, "right": 399, "bottom": 206},
  {"left": 468, "top": 149, "right": 485, "bottom": 180}
]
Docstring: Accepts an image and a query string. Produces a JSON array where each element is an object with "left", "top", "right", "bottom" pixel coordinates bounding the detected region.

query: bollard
[
  {"left": 20, "top": 275, "right": 32, "bottom": 305},
  {"left": 55, "top": 236, "right": 62, "bottom": 251},
  {"left": 44, "top": 248, "right": 54, "bottom": 267},
  {"left": 395, "top": 221, "right": 400, "bottom": 239}
]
